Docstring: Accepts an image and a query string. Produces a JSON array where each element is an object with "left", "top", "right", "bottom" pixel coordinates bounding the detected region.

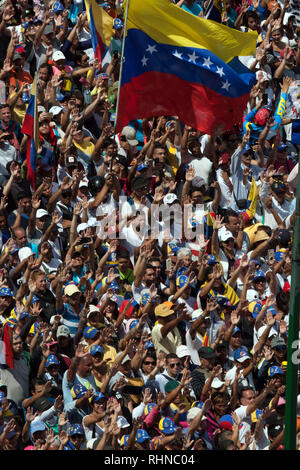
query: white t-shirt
[{"left": 189, "top": 157, "right": 213, "bottom": 186}]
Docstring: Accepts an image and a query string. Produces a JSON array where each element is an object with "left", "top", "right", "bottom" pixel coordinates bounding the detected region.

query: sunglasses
[
  {"left": 274, "top": 345, "right": 286, "bottom": 351},
  {"left": 144, "top": 361, "right": 155, "bottom": 365},
  {"left": 169, "top": 362, "right": 181, "bottom": 368}
]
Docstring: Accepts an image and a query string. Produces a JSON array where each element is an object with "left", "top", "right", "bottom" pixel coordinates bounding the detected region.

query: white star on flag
[
  {"left": 216, "top": 66, "right": 225, "bottom": 78},
  {"left": 141, "top": 56, "right": 149, "bottom": 67},
  {"left": 173, "top": 50, "right": 183, "bottom": 59},
  {"left": 221, "top": 80, "right": 231, "bottom": 91},
  {"left": 146, "top": 44, "right": 157, "bottom": 54},
  {"left": 203, "top": 56, "right": 213, "bottom": 69},
  {"left": 188, "top": 51, "right": 198, "bottom": 64}
]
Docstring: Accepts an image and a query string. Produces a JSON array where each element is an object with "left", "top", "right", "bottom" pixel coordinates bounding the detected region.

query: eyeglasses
[
  {"left": 169, "top": 362, "right": 181, "bottom": 368},
  {"left": 144, "top": 361, "right": 155, "bottom": 365}
]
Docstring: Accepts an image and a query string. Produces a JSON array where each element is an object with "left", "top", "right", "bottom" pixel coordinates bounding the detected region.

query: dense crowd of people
[{"left": 0, "top": 0, "right": 299, "bottom": 452}]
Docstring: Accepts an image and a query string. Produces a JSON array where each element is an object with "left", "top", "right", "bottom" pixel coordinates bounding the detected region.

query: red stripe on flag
[{"left": 116, "top": 71, "right": 250, "bottom": 134}]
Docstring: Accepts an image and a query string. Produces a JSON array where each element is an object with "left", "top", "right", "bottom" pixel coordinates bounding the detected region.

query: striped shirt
[{"left": 58, "top": 303, "right": 82, "bottom": 338}]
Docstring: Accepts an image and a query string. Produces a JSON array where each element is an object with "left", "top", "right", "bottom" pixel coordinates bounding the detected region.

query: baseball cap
[
  {"left": 136, "top": 429, "right": 150, "bottom": 443},
  {"left": 56, "top": 325, "right": 70, "bottom": 338},
  {"left": 165, "top": 380, "right": 180, "bottom": 393},
  {"left": 137, "top": 162, "right": 148, "bottom": 172},
  {"left": 121, "top": 126, "right": 138, "bottom": 146},
  {"left": 115, "top": 154, "right": 127, "bottom": 168},
  {"left": 0, "top": 286, "right": 13, "bottom": 297},
  {"left": 90, "top": 392, "right": 106, "bottom": 403},
  {"left": 218, "top": 153, "right": 231, "bottom": 166},
  {"left": 52, "top": 51, "right": 65, "bottom": 62},
  {"left": 248, "top": 301, "right": 263, "bottom": 319},
  {"left": 211, "top": 377, "right": 225, "bottom": 389},
  {"left": 255, "top": 107, "right": 270, "bottom": 126},
  {"left": 163, "top": 193, "right": 178, "bottom": 205},
  {"left": 176, "top": 345, "right": 191, "bottom": 358},
  {"left": 36, "top": 209, "right": 49, "bottom": 219},
  {"left": 131, "top": 175, "right": 149, "bottom": 191},
  {"left": 275, "top": 249, "right": 286, "bottom": 262},
  {"left": 158, "top": 417, "right": 178, "bottom": 435},
  {"left": 253, "top": 270, "right": 266, "bottom": 282},
  {"left": 198, "top": 347, "right": 216, "bottom": 359},
  {"left": 232, "top": 326, "right": 241, "bottom": 336},
  {"left": 268, "top": 365, "right": 284, "bottom": 377},
  {"left": 18, "top": 247, "right": 33, "bottom": 262},
  {"left": 154, "top": 303, "right": 174, "bottom": 318},
  {"left": 144, "top": 340, "right": 155, "bottom": 350},
  {"left": 117, "top": 415, "right": 130, "bottom": 429},
  {"left": 234, "top": 348, "right": 251, "bottom": 363},
  {"left": 83, "top": 326, "right": 99, "bottom": 339},
  {"left": 113, "top": 18, "right": 123, "bottom": 30},
  {"left": 219, "top": 414, "right": 235, "bottom": 431},
  {"left": 277, "top": 228, "right": 291, "bottom": 247},
  {"left": 144, "top": 403, "right": 156, "bottom": 416},
  {"left": 271, "top": 336, "right": 286, "bottom": 349},
  {"left": 220, "top": 230, "right": 234, "bottom": 242},
  {"left": 69, "top": 424, "right": 84, "bottom": 436},
  {"left": 45, "top": 354, "right": 59, "bottom": 367},
  {"left": 30, "top": 420, "right": 46, "bottom": 435},
  {"left": 49, "top": 105, "right": 64, "bottom": 116},
  {"left": 64, "top": 284, "right": 81, "bottom": 296},
  {"left": 89, "top": 345, "right": 103, "bottom": 356},
  {"left": 207, "top": 254, "right": 217, "bottom": 265},
  {"left": 43, "top": 24, "right": 54, "bottom": 35}
]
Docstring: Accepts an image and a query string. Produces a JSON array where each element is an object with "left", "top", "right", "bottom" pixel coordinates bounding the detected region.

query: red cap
[
  {"left": 255, "top": 108, "right": 270, "bottom": 126},
  {"left": 218, "top": 153, "right": 231, "bottom": 165}
]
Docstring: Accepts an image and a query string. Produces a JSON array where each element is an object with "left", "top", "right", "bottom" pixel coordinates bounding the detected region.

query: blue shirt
[
  {"left": 58, "top": 302, "right": 82, "bottom": 338},
  {"left": 181, "top": 2, "right": 202, "bottom": 16}
]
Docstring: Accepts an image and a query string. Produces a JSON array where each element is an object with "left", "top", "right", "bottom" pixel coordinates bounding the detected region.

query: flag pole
[
  {"left": 284, "top": 147, "right": 300, "bottom": 450},
  {"left": 114, "top": 0, "right": 130, "bottom": 131}
]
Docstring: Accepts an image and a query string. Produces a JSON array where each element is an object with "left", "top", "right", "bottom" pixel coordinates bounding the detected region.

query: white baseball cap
[
  {"left": 49, "top": 105, "right": 64, "bottom": 116},
  {"left": 176, "top": 345, "right": 191, "bottom": 358},
  {"left": 52, "top": 51, "right": 66, "bottom": 62},
  {"left": 246, "top": 289, "right": 259, "bottom": 303},
  {"left": 77, "top": 223, "right": 88, "bottom": 234},
  {"left": 163, "top": 193, "right": 178, "bottom": 205},
  {"left": 220, "top": 230, "right": 234, "bottom": 242},
  {"left": 36, "top": 209, "right": 49, "bottom": 219},
  {"left": 18, "top": 247, "right": 34, "bottom": 262}
]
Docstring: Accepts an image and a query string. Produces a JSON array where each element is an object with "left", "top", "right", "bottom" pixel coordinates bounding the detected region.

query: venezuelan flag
[
  {"left": 21, "top": 76, "right": 38, "bottom": 191},
  {"left": 117, "top": 0, "right": 257, "bottom": 134},
  {"left": 84, "top": 0, "right": 114, "bottom": 66}
]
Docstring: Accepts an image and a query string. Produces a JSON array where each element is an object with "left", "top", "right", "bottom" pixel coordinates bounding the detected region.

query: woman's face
[
  {"left": 272, "top": 29, "right": 282, "bottom": 43},
  {"left": 39, "top": 120, "right": 50, "bottom": 136},
  {"left": 247, "top": 16, "right": 258, "bottom": 30},
  {"left": 142, "top": 356, "right": 156, "bottom": 374}
]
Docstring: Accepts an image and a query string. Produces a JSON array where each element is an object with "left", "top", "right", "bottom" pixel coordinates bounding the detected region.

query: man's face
[
  {"left": 227, "top": 134, "right": 239, "bottom": 150},
  {"left": 67, "top": 291, "right": 81, "bottom": 306},
  {"left": 14, "top": 228, "right": 27, "bottom": 247},
  {"left": 61, "top": 192, "right": 72, "bottom": 206},
  {"left": 35, "top": 274, "right": 47, "bottom": 292},
  {"left": 36, "top": 215, "right": 47, "bottom": 231},
  {"left": 150, "top": 261, "right": 161, "bottom": 279},
  {"left": 230, "top": 332, "right": 242, "bottom": 348},
  {"left": 143, "top": 267, "right": 155, "bottom": 286},
  {"left": 0, "top": 215, "right": 7, "bottom": 231},
  {"left": 38, "top": 66, "right": 50, "bottom": 82},
  {"left": 240, "top": 389, "right": 256, "bottom": 406},
  {"left": 191, "top": 190, "right": 204, "bottom": 206},
  {"left": 226, "top": 216, "right": 239, "bottom": 235},
  {"left": 19, "top": 197, "right": 32, "bottom": 215},
  {"left": 78, "top": 355, "right": 93, "bottom": 377},
  {"left": 118, "top": 257, "right": 129, "bottom": 272},
  {"left": 0, "top": 107, "right": 11, "bottom": 123},
  {"left": 166, "top": 357, "right": 181, "bottom": 377},
  {"left": 153, "top": 147, "right": 166, "bottom": 163},
  {"left": 72, "top": 255, "right": 83, "bottom": 270},
  {"left": 272, "top": 344, "right": 287, "bottom": 363},
  {"left": 12, "top": 337, "right": 23, "bottom": 357}
]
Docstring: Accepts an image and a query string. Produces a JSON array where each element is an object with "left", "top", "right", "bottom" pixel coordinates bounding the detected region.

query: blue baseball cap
[
  {"left": 120, "top": 434, "right": 129, "bottom": 447},
  {"left": 278, "top": 142, "right": 288, "bottom": 152},
  {"left": 69, "top": 423, "right": 84, "bottom": 436},
  {"left": 266, "top": 306, "right": 278, "bottom": 316},
  {"left": 141, "top": 293, "right": 150, "bottom": 306},
  {"left": 268, "top": 365, "right": 283, "bottom": 377},
  {"left": 45, "top": 354, "right": 59, "bottom": 367},
  {"left": 234, "top": 348, "right": 251, "bottom": 363},
  {"left": 253, "top": 270, "right": 266, "bottom": 282},
  {"left": 144, "top": 340, "right": 155, "bottom": 350},
  {"left": 83, "top": 326, "right": 99, "bottom": 339},
  {"left": 0, "top": 287, "right": 13, "bottom": 297},
  {"left": 232, "top": 326, "right": 241, "bottom": 336},
  {"left": 89, "top": 345, "right": 103, "bottom": 356},
  {"left": 90, "top": 392, "right": 107, "bottom": 403},
  {"left": 136, "top": 429, "right": 150, "bottom": 443},
  {"left": 137, "top": 162, "right": 148, "bottom": 172},
  {"left": 56, "top": 92, "right": 66, "bottom": 102},
  {"left": 248, "top": 301, "right": 263, "bottom": 319},
  {"left": 158, "top": 417, "right": 178, "bottom": 435},
  {"left": 243, "top": 143, "right": 253, "bottom": 154}
]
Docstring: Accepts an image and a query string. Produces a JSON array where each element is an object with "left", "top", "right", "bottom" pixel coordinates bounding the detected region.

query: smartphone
[
  {"left": 267, "top": 249, "right": 275, "bottom": 263},
  {"left": 79, "top": 237, "right": 91, "bottom": 245},
  {"left": 166, "top": 258, "right": 172, "bottom": 271},
  {"left": 262, "top": 94, "right": 268, "bottom": 106}
]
